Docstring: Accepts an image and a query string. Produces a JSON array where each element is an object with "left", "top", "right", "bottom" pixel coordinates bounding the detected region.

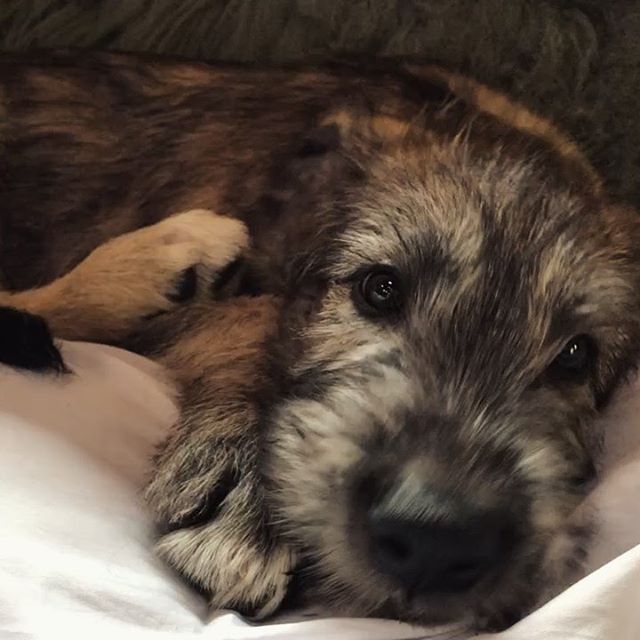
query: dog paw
[
  {"left": 145, "top": 413, "right": 295, "bottom": 618},
  {"left": 154, "top": 473, "right": 295, "bottom": 619},
  {"left": 66, "top": 209, "right": 248, "bottom": 335},
  {"left": 135, "top": 209, "right": 249, "bottom": 296}
]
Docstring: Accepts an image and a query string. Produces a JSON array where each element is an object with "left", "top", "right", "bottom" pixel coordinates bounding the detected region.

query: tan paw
[{"left": 63, "top": 209, "right": 248, "bottom": 338}]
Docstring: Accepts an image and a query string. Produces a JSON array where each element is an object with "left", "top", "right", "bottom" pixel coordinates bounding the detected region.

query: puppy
[{"left": 2, "top": 50, "right": 640, "bottom": 632}]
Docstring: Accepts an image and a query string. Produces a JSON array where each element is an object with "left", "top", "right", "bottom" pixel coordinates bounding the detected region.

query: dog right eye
[
  {"left": 354, "top": 266, "right": 404, "bottom": 316},
  {"left": 547, "top": 334, "right": 596, "bottom": 383}
]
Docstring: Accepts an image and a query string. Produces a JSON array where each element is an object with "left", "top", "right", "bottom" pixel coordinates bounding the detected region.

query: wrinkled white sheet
[{"left": 1, "top": 341, "right": 639, "bottom": 640}]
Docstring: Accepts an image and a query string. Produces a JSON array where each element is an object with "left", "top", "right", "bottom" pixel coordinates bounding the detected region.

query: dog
[{"left": 2, "top": 49, "right": 640, "bottom": 633}]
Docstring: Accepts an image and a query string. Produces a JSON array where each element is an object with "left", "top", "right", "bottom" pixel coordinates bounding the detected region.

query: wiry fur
[
  {"left": 254, "top": 114, "right": 640, "bottom": 629},
  {"left": 2, "top": 51, "right": 640, "bottom": 632}
]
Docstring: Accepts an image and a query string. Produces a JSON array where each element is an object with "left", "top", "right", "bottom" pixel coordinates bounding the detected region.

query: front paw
[
  {"left": 153, "top": 471, "right": 296, "bottom": 619},
  {"left": 145, "top": 426, "right": 295, "bottom": 618}
]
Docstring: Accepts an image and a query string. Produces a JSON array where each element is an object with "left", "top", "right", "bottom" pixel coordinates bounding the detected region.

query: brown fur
[
  {"left": 0, "top": 209, "right": 247, "bottom": 342},
  {"left": 0, "top": 51, "right": 596, "bottom": 289},
  {"left": 2, "top": 51, "right": 640, "bottom": 633}
]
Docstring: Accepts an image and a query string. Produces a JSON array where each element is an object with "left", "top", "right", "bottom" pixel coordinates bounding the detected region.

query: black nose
[{"left": 368, "top": 510, "right": 514, "bottom": 594}]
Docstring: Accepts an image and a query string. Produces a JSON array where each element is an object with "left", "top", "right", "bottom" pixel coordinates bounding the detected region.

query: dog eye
[
  {"left": 355, "top": 267, "right": 403, "bottom": 315},
  {"left": 549, "top": 335, "right": 594, "bottom": 378}
]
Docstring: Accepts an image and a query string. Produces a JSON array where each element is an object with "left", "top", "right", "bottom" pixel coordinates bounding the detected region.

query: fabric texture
[
  {"left": 1, "top": 1, "right": 640, "bottom": 208},
  {"left": 1, "top": 341, "right": 639, "bottom": 639}
]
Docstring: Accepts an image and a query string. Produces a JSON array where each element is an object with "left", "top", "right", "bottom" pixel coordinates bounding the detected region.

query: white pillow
[{"left": 1, "top": 341, "right": 639, "bottom": 640}]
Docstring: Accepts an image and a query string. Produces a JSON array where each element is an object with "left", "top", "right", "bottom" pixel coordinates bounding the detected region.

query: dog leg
[
  {"left": 142, "top": 297, "right": 297, "bottom": 619},
  {"left": 0, "top": 209, "right": 247, "bottom": 344},
  {"left": 148, "top": 433, "right": 295, "bottom": 619}
]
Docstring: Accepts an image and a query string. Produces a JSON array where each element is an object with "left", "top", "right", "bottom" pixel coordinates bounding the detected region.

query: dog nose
[{"left": 368, "top": 509, "right": 512, "bottom": 594}]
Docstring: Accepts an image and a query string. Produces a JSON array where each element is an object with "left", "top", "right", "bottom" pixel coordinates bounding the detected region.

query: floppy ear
[
  {"left": 320, "top": 107, "right": 415, "bottom": 149},
  {"left": 244, "top": 112, "right": 357, "bottom": 294},
  {"left": 245, "top": 107, "right": 414, "bottom": 295}
]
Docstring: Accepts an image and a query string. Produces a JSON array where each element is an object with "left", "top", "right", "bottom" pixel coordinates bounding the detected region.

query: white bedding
[{"left": 1, "top": 341, "right": 639, "bottom": 640}]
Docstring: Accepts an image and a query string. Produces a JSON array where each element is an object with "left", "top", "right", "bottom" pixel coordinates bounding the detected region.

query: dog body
[
  {"left": 1, "top": 50, "right": 433, "bottom": 290},
  {"left": 2, "top": 51, "right": 640, "bottom": 632},
  {"left": 1, "top": 50, "right": 592, "bottom": 292}
]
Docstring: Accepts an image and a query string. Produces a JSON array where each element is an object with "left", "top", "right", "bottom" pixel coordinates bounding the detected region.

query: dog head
[{"left": 252, "top": 75, "right": 640, "bottom": 631}]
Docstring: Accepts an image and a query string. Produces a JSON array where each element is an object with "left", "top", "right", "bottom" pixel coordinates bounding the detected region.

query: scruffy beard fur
[
  {"left": 2, "top": 51, "right": 640, "bottom": 633},
  {"left": 259, "top": 138, "right": 636, "bottom": 630}
]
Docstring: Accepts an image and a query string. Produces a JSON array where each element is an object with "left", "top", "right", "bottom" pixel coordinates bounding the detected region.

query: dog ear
[
  {"left": 246, "top": 114, "right": 354, "bottom": 293},
  {"left": 290, "top": 107, "right": 414, "bottom": 177},
  {"left": 318, "top": 107, "right": 414, "bottom": 149},
  {"left": 248, "top": 107, "right": 414, "bottom": 294}
]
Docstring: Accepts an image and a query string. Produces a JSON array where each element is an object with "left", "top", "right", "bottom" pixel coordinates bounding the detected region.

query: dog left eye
[
  {"left": 354, "top": 267, "right": 403, "bottom": 315},
  {"left": 549, "top": 335, "right": 594, "bottom": 377}
]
